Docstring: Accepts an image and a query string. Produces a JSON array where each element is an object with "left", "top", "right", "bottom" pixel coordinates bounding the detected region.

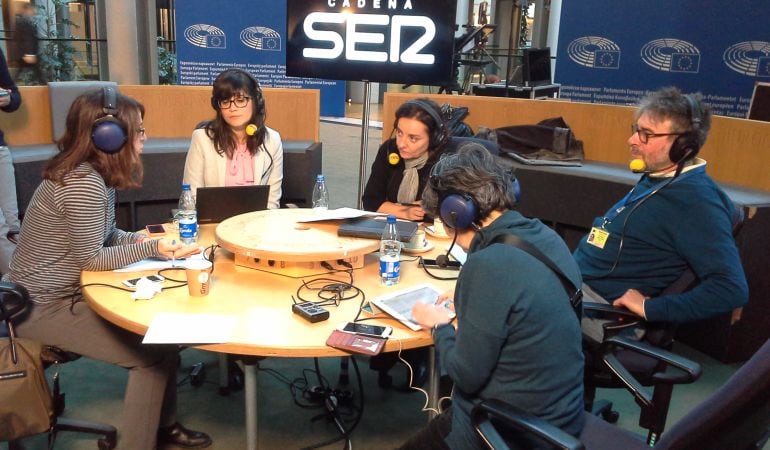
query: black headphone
[
  {"left": 91, "top": 86, "right": 128, "bottom": 154},
  {"left": 429, "top": 170, "right": 521, "bottom": 230},
  {"left": 669, "top": 94, "right": 702, "bottom": 164},
  {"left": 210, "top": 69, "right": 266, "bottom": 133}
]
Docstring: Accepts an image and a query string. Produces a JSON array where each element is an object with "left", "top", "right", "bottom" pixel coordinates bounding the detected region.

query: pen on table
[{"left": 171, "top": 240, "right": 176, "bottom": 267}]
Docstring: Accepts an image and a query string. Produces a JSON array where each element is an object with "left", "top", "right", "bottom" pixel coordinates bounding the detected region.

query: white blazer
[{"left": 183, "top": 127, "right": 284, "bottom": 209}]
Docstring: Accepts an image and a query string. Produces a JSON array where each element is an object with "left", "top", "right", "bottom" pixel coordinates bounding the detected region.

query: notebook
[
  {"left": 337, "top": 217, "right": 418, "bottom": 243},
  {"left": 370, "top": 284, "right": 453, "bottom": 331},
  {"left": 195, "top": 185, "right": 270, "bottom": 224}
]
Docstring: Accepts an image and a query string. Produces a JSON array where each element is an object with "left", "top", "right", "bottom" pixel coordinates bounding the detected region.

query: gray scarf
[{"left": 397, "top": 152, "right": 429, "bottom": 204}]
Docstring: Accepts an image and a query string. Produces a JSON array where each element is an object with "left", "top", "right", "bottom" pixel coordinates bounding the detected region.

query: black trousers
[{"left": 398, "top": 409, "right": 452, "bottom": 450}]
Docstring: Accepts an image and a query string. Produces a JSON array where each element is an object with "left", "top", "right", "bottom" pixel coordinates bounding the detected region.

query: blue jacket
[
  {"left": 574, "top": 164, "right": 748, "bottom": 322},
  {"left": 434, "top": 210, "right": 585, "bottom": 449}
]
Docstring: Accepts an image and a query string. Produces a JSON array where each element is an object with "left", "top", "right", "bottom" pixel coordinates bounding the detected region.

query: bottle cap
[
  {"left": 182, "top": 183, "right": 191, "bottom": 190},
  {"left": 316, "top": 174, "right": 325, "bottom": 182},
  {"left": 387, "top": 215, "right": 396, "bottom": 223}
]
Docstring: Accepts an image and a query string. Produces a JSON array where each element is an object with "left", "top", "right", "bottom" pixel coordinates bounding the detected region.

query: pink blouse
[{"left": 225, "top": 142, "right": 255, "bottom": 186}]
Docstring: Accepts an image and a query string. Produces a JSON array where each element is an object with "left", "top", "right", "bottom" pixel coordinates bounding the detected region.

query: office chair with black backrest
[
  {"left": 472, "top": 335, "right": 770, "bottom": 450},
  {"left": 581, "top": 273, "right": 696, "bottom": 443},
  {"left": 0, "top": 281, "right": 117, "bottom": 450},
  {"left": 581, "top": 206, "right": 745, "bottom": 444}
]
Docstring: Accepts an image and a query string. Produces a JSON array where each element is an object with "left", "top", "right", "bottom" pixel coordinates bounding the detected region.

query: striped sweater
[{"left": 8, "top": 163, "right": 160, "bottom": 304}]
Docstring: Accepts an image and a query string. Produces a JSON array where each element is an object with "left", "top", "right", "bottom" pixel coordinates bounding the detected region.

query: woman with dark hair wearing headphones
[
  {"left": 401, "top": 143, "right": 584, "bottom": 450},
  {"left": 362, "top": 97, "right": 449, "bottom": 221},
  {"left": 183, "top": 68, "right": 284, "bottom": 209},
  {"left": 7, "top": 89, "right": 211, "bottom": 449}
]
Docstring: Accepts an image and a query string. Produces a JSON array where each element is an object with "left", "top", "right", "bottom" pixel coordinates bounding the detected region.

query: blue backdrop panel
[
  {"left": 176, "top": 0, "right": 345, "bottom": 117},
  {"left": 555, "top": 1, "right": 770, "bottom": 117}
]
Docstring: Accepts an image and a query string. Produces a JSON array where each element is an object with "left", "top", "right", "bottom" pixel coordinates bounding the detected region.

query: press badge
[{"left": 586, "top": 227, "right": 609, "bottom": 249}]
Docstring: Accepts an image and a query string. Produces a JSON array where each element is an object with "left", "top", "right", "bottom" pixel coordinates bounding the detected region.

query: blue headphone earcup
[
  {"left": 440, "top": 194, "right": 478, "bottom": 229},
  {"left": 511, "top": 176, "right": 522, "bottom": 203},
  {"left": 92, "top": 116, "right": 128, "bottom": 154}
]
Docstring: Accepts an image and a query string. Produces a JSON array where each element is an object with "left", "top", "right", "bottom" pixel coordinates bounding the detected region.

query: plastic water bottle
[
  {"left": 380, "top": 215, "right": 401, "bottom": 286},
  {"left": 312, "top": 174, "right": 329, "bottom": 210},
  {"left": 178, "top": 183, "right": 198, "bottom": 244}
]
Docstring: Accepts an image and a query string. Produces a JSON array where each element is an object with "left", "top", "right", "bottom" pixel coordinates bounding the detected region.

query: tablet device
[
  {"left": 370, "top": 283, "right": 453, "bottom": 331},
  {"left": 337, "top": 216, "right": 417, "bottom": 243}
]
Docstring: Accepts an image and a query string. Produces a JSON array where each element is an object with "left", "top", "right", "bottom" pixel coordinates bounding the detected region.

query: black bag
[
  {"left": 441, "top": 103, "right": 474, "bottom": 137},
  {"left": 0, "top": 321, "right": 53, "bottom": 441},
  {"left": 494, "top": 117, "right": 585, "bottom": 165}
]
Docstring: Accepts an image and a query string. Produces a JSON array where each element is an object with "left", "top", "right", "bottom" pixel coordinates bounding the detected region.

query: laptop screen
[{"left": 195, "top": 185, "right": 270, "bottom": 224}]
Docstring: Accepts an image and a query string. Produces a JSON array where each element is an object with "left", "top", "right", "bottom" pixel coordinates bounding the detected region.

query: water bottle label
[
  {"left": 179, "top": 220, "right": 197, "bottom": 240},
  {"left": 380, "top": 259, "right": 400, "bottom": 281}
]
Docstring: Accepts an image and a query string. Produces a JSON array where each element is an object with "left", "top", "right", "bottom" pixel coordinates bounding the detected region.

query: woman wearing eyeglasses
[{"left": 183, "top": 68, "right": 284, "bottom": 209}]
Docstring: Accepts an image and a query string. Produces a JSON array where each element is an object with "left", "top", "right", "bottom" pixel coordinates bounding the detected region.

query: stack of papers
[{"left": 114, "top": 252, "right": 207, "bottom": 272}]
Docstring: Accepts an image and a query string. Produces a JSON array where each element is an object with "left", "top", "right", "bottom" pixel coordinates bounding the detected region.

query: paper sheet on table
[
  {"left": 142, "top": 313, "right": 237, "bottom": 344},
  {"left": 114, "top": 252, "right": 206, "bottom": 272},
  {"left": 296, "top": 207, "right": 383, "bottom": 223}
]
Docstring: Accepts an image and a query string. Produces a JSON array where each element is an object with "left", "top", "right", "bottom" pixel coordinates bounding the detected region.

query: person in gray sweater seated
[{"left": 401, "top": 144, "right": 585, "bottom": 450}]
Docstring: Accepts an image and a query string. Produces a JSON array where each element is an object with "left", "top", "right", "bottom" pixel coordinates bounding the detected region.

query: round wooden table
[{"left": 80, "top": 213, "right": 456, "bottom": 449}]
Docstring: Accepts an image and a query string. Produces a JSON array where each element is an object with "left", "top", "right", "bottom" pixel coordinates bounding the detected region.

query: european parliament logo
[
  {"left": 670, "top": 53, "right": 700, "bottom": 73},
  {"left": 724, "top": 41, "right": 770, "bottom": 78},
  {"left": 241, "top": 26, "right": 282, "bottom": 52},
  {"left": 640, "top": 39, "right": 700, "bottom": 73},
  {"left": 594, "top": 50, "right": 620, "bottom": 69},
  {"left": 567, "top": 36, "right": 621, "bottom": 69},
  {"left": 184, "top": 24, "right": 227, "bottom": 49}
]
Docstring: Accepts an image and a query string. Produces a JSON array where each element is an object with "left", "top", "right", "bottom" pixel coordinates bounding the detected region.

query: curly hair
[
  {"left": 636, "top": 86, "right": 711, "bottom": 150},
  {"left": 422, "top": 142, "right": 517, "bottom": 226}
]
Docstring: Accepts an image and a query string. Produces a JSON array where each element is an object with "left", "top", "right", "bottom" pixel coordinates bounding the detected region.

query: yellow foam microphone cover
[
  {"left": 245, "top": 124, "right": 258, "bottom": 136},
  {"left": 629, "top": 159, "right": 647, "bottom": 173},
  {"left": 388, "top": 152, "right": 401, "bottom": 165}
]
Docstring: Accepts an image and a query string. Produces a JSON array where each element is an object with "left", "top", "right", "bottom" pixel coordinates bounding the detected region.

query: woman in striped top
[{"left": 7, "top": 89, "right": 212, "bottom": 449}]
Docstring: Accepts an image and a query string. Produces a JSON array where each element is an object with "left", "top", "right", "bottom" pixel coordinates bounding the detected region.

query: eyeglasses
[
  {"left": 217, "top": 96, "right": 251, "bottom": 109},
  {"left": 631, "top": 123, "right": 684, "bottom": 144}
]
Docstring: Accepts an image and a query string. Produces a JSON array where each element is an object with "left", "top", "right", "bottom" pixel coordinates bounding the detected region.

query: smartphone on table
[
  {"left": 122, "top": 275, "right": 165, "bottom": 289},
  {"left": 145, "top": 224, "right": 166, "bottom": 236},
  {"left": 338, "top": 322, "right": 393, "bottom": 338}
]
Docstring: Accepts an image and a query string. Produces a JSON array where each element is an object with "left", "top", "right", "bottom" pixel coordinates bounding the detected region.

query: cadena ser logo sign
[{"left": 286, "top": 0, "right": 457, "bottom": 85}]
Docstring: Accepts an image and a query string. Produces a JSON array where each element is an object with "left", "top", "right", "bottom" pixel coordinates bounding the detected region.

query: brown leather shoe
[{"left": 157, "top": 422, "right": 212, "bottom": 449}]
